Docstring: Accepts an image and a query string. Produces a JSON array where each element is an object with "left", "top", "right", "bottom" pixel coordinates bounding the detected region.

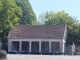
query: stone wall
[
  {"left": 75, "top": 46, "right": 80, "bottom": 52},
  {"left": 66, "top": 44, "right": 80, "bottom": 55},
  {"left": 75, "top": 46, "right": 80, "bottom": 55},
  {"left": 66, "top": 45, "right": 72, "bottom": 53}
]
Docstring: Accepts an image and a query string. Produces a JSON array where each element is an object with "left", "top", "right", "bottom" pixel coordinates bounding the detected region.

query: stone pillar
[
  {"left": 49, "top": 41, "right": 51, "bottom": 53},
  {"left": 72, "top": 42, "right": 75, "bottom": 53},
  {"left": 64, "top": 41, "right": 66, "bottom": 53},
  {"left": 39, "top": 41, "right": 41, "bottom": 52},
  {"left": 29, "top": 41, "right": 32, "bottom": 52},
  {"left": 8, "top": 39, "right": 12, "bottom": 52},
  {"left": 60, "top": 40, "right": 64, "bottom": 53},
  {"left": 19, "top": 41, "right": 22, "bottom": 52},
  {"left": 0, "top": 42, "right": 2, "bottom": 49}
]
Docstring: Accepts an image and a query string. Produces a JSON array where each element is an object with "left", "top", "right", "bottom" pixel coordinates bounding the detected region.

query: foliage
[
  {"left": 0, "top": 58, "right": 7, "bottom": 60},
  {"left": 0, "top": 50, "right": 7, "bottom": 60},
  {"left": 15, "top": 0, "right": 37, "bottom": 25},
  {"left": 67, "top": 24, "right": 80, "bottom": 45},
  {"left": 0, "top": 0, "right": 22, "bottom": 42},
  {"left": 39, "top": 11, "right": 77, "bottom": 25},
  {"left": 0, "top": 0, "right": 37, "bottom": 42},
  {"left": 36, "top": 21, "right": 41, "bottom": 25}
]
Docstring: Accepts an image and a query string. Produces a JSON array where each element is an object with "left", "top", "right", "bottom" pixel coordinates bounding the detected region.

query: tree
[
  {"left": 15, "top": 0, "right": 37, "bottom": 25},
  {"left": 36, "top": 21, "right": 41, "bottom": 25},
  {"left": 0, "top": 0, "right": 22, "bottom": 42},
  {"left": 67, "top": 24, "right": 80, "bottom": 45},
  {"left": 39, "top": 11, "right": 77, "bottom": 25}
]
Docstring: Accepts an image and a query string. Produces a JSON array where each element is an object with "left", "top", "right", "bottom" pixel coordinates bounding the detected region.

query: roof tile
[{"left": 8, "top": 25, "right": 65, "bottom": 39}]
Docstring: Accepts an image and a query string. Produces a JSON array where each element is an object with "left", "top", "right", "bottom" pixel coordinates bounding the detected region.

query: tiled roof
[{"left": 8, "top": 25, "right": 65, "bottom": 39}]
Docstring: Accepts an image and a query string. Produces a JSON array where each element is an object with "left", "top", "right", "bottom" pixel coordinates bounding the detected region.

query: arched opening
[
  {"left": 51, "top": 42, "right": 60, "bottom": 53},
  {"left": 12, "top": 41, "right": 19, "bottom": 52},
  {"left": 32, "top": 42, "right": 39, "bottom": 53},
  {"left": 22, "top": 41, "right": 29, "bottom": 52},
  {"left": 41, "top": 42, "right": 49, "bottom": 53}
]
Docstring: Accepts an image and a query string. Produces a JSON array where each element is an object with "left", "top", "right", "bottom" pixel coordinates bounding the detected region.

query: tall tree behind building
[
  {"left": 0, "top": 0, "right": 22, "bottom": 42},
  {"left": 15, "top": 0, "right": 37, "bottom": 25}
]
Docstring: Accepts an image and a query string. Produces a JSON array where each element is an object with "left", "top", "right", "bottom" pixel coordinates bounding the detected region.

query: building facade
[{"left": 7, "top": 25, "right": 67, "bottom": 53}]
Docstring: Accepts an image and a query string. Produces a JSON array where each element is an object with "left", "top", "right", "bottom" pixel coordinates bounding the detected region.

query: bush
[
  {"left": 0, "top": 50, "right": 7, "bottom": 60},
  {"left": 0, "top": 58, "right": 7, "bottom": 60}
]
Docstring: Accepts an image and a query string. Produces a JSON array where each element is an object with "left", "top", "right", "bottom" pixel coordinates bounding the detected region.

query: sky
[{"left": 29, "top": 0, "right": 80, "bottom": 23}]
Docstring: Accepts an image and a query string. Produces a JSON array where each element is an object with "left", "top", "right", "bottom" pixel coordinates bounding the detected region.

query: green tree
[
  {"left": 67, "top": 24, "right": 80, "bottom": 45},
  {"left": 15, "top": 0, "right": 37, "bottom": 25},
  {"left": 0, "top": 0, "right": 22, "bottom": 42},
  {"left": 39, "top": 11, "right": 77, "bottom": 25},
  {"left": 36, "top": 21, "right": 41, "bottom": 25}
]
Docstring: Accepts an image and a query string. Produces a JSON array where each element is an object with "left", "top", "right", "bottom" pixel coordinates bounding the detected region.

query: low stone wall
[
  {"left": 67, "top": 45, "right": 80, "bottom": 55},
  {"left": 75, "top": 46, "right": 80, "bottom": 55},
  {"left": 66, "top": 44, "right": 75, "bottom": 55},
  {"left": 75, "top": 46, "right": 80, "bottom": 52},
  {"left": 66, "top": 45, "right": 72, "bottom": 53}
]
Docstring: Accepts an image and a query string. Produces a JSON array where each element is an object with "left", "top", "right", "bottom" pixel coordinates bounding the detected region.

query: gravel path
[{"left": 7, "top": 54, "right": 80, "bottom": 60}]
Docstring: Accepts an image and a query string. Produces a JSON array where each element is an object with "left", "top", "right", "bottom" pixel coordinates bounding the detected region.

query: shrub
[
  {"left": 0, "top": 50, "right": 7, "bottom": 59},
  {"left": 0, "top": 58, "right": 7, "bottom": 60}
]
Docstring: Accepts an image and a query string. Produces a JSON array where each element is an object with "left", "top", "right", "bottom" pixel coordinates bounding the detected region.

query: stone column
[
  {"left": 19, "top": 41, "right": 22, "bottom": 52},
  {"left": 60, "top": 40, "right": 64, "bottom": 53},
  {"left": 29, "top": 41, "right": 32, "bottom": 52},
  {"left": 49, "top": 41, "right": 51, "bottom": 53},
  {"left": 64, "top": 41, "right": 66, "bottom": 53},
  {"left": 8, "top": 39, "right": 12, "bottom": 52},
  {"left": 0, "top": 42, "right": 2, "bottom": 49},
  {"left": 72, "top": 42, "right": 75, "bottom": 53},
  {"left": 39, "top": 41, "right": 41, "bottom": 52}
]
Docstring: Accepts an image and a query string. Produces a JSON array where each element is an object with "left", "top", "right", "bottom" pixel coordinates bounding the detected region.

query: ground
[{"left": 7, "top": 54, "right": 80, "bottom": 60}]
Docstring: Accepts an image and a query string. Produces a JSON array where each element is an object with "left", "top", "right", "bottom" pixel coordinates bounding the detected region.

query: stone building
[{"left": 7, "top": 25, "right": 67, "bottom": 53}]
